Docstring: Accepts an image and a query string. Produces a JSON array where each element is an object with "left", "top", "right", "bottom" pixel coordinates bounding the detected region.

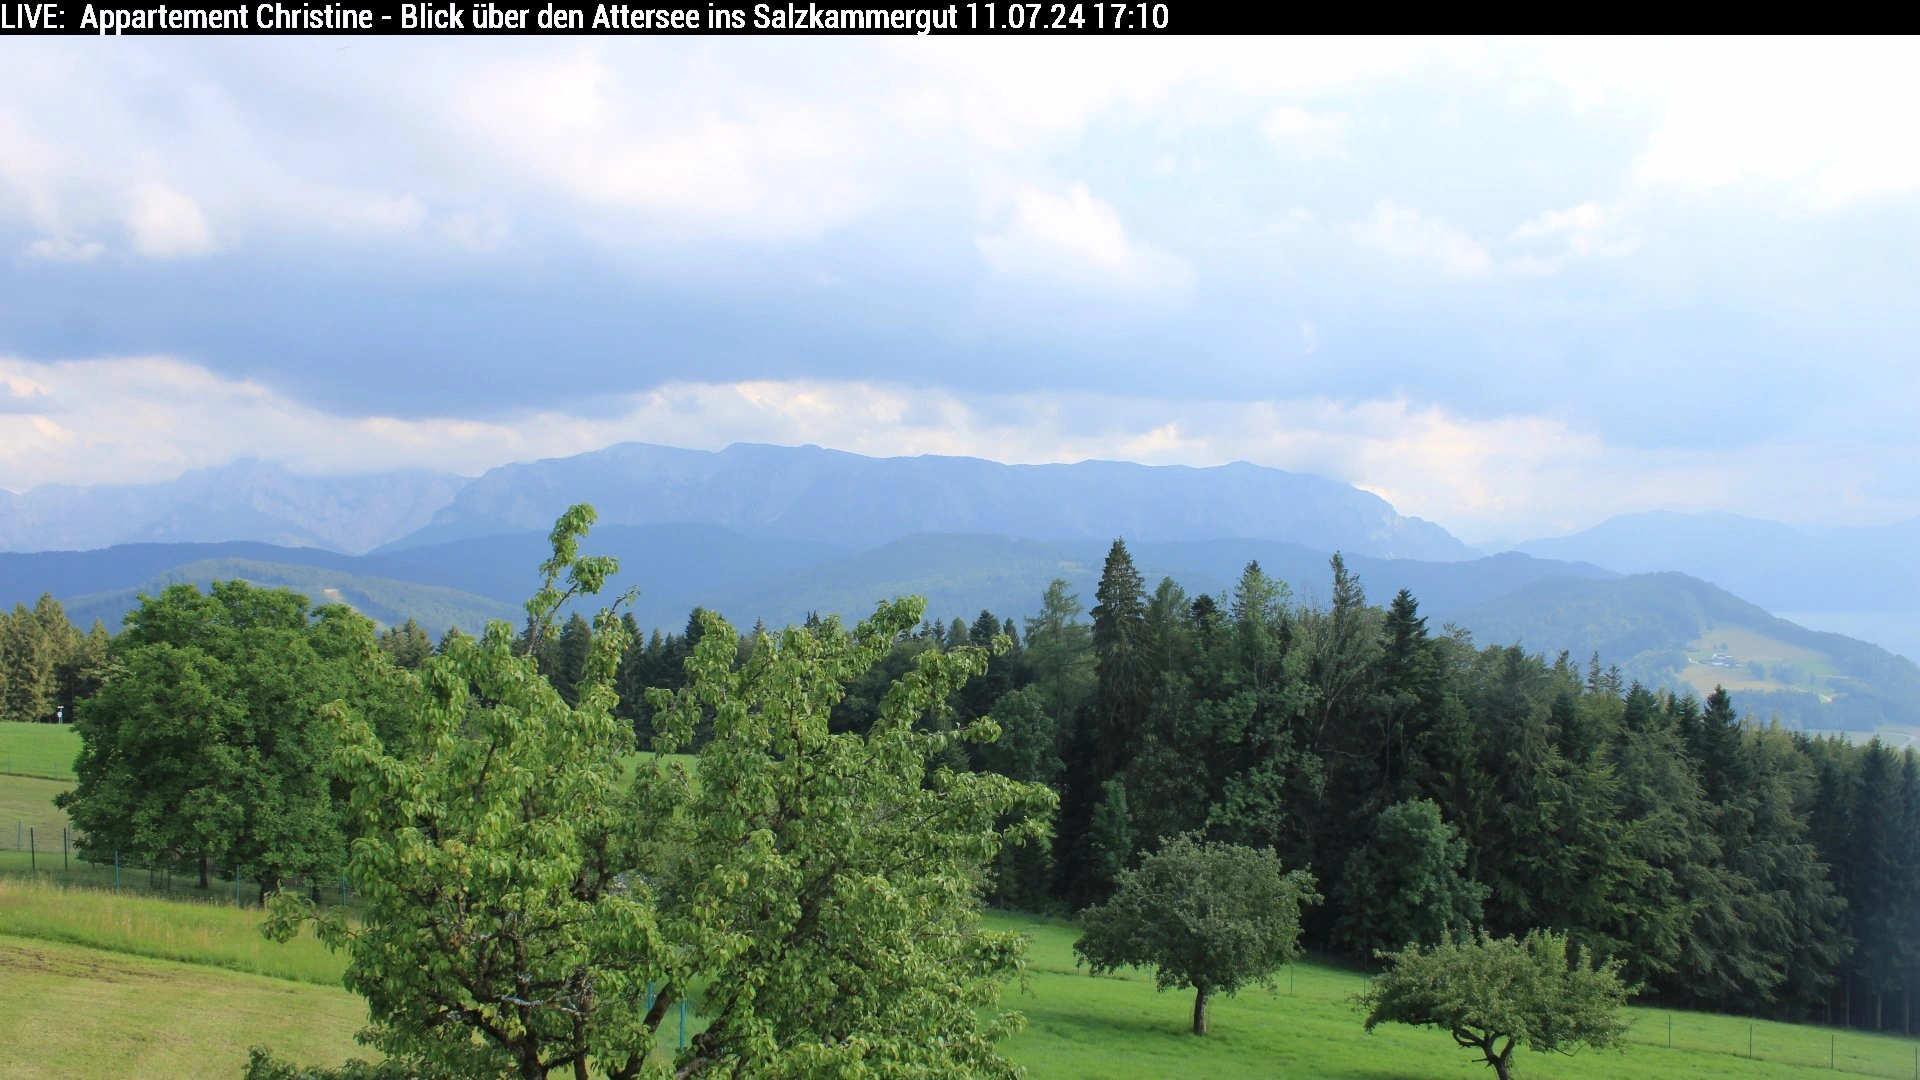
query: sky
[{"left": 1, "top": 36, "right": 1917, "bottom": 542}]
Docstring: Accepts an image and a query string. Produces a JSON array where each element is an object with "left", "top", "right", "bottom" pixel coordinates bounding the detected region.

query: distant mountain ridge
[
  {"left": 1516, "top": 510, "right": 1920, "bottom": 613},
  {"left": 8, "top": 527, "right": 1917, "bottom": 731},
  {"left": 395, "top": 442, "right": 1471, "bottom": 561},
  {"left": 0, "top": 460, "right": 468, "bottom": 554},
  {"left": 2, "top": 442, "right": 1467, "bottom": 562}
]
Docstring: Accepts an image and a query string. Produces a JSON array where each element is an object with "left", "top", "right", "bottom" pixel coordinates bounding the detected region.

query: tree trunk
[
  {"left": 1491, "top": 1052, "right": 1514, "bottom": 1080},
  {"left": 198, "top": 852, "right": 210, "bottom": 890},
  {"left": 1191, "top": 984, "right": 1209, "bottom": 1036}
]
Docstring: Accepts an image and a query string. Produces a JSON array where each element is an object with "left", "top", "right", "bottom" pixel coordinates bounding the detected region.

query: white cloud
[
  {"left": 1261, "top": 106, "right": 1350, "bottom": 159},
  {"left": 21, "top": 236, "right": 103, "bottom": 262},
  {"left": 1518, "top": 37, "right": 1920, "bottom": 208},
  {"left": 1507, "top": 200, "right": 1640, "bottom": 273},
  {"left": 123, "top": 184, "right": 214, "bottom": 258},
  {"left": 4, "top": 353, "right": 1914, "bottom": 540},
  {"left": 976, "top": 183, "right": 1193, "bottom": 292},
  {"left": 1352, "top": 200, "right": 1492, "bottom": 277}
]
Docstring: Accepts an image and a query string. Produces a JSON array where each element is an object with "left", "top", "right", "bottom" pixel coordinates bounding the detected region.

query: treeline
[
  {"left": 0, "top": 593, "right": 110, "bottom": 724},
  {"left": 519, "top": 544, "right": 1920, "bottom": 1031},
  {"left": 48, "top": 545, "right": 1920, "bottom": 1034}
]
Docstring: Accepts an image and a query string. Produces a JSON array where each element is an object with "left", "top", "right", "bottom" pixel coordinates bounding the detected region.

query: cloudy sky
[{"left": 1, "top": 36, "right": 1916, "bottom": 541}]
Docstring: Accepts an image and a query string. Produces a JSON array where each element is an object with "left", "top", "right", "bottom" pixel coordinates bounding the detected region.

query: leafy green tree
[
  {"left": 644, "top": 601, "right": 1052, "bottom": 1076},
  {"left": 266, "top": 505, "right": 1055, "bottom": 1078},
  {"left": 976, "top": 685, "right": 1060, "bottom": 786},
  {"left": 59, "top": 581, "right": 368, "bottom": 893},
  {"left": 1358, "top": 929, "right": 1632, "bottom": 1080},
  {"left": 1333, "top": 798, "right": 1486, "bottom": 956},
  {"left": 1074, "top": 835, "right": 1318, "bottom": 1035}
]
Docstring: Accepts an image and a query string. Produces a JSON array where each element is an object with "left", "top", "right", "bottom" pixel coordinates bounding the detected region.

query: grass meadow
[
  {"left": 4, "top": 730, "right": 1919, "bottom": 1076},
  {"left": 0, "top": 721, "right": 78, "bottom": 780}
]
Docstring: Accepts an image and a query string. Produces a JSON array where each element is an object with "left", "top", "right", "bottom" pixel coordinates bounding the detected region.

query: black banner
[{"left": 0, "top": 0, "right": 1200, "bottom": 34}]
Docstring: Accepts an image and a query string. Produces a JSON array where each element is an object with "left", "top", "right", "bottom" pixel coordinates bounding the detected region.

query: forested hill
[
  {"left": 388, "top": 442, "right": 1472, "bottom": 560},
  {"left": 8, "top": 526, "right": 1919, "bottom": 730}
]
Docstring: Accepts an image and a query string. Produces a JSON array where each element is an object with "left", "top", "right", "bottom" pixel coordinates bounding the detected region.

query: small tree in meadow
[
  {"left": 1357, "top": 929, "right": 1632, "bottom": 1080},
  {"left": 1073, "top": 834, "right": 1318, "bottom": 1035}
]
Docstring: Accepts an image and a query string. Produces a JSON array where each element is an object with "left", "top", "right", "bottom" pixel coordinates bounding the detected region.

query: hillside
[
  {"left": 60, "top": 559, "right": 517, "bottom": 638},
  {"left": 1455, "top": 571, "right": 1920, "bottom": 729}
]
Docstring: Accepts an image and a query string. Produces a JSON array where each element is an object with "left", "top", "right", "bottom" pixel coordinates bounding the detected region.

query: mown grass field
[
  {"left": 992, "top": 914, "right": 1920, "bottom": 1079},
  {"left": 0, "top": 934, "right": 366, "bottom": 1080},
  {"left": 0, "top": 721, "right": 78, "bottom": 780}
]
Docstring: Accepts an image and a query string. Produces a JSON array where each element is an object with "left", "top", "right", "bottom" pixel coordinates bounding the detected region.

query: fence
[
  {"left": 6, "top": 819, "right": 357, "bottom": 911},
  {"left": 1621, "top": 1007, "right": 1920, "bottom": 1078}
]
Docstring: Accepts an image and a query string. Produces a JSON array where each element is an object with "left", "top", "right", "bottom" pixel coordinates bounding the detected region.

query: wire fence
[
  {"left": 1624, "top": 1008, "right": 1920, "bottom": 1078},
  {"left": 5, "top": 819, "right": 359, "bottom": 911}
]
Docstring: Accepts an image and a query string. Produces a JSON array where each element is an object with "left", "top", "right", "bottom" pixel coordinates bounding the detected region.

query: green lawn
[
  {"left": 0, "top": 721, "right": 78, "bottom": 780},
  {"left": 0, "top": 934, "right": 366, "bottom": 1080},
  {"left": 6, "top": 748, "right": 1920, "bottom": 1077},
  {"left": 992, "top": 914, "right": 1920, "bottom": 1079}
]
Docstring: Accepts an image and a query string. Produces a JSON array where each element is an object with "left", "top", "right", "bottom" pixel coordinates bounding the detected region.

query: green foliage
[
  {"left": 58, "top": 582, "right": 372, "bottom": 892},
  {"left": 374, "top": 617, "right": 432, "bottom": 671},
  {"left": 1333, "top": 798, "right": 1486, "bottom": 957},
  {"left": 1358, "top": 929, "right": 1632, "bottom": 1080},
  {"left": 0, "top": 594, "right": 102, "bottom": 724},
  {"left": 639, "top": 599, "right": 1054, "bottom": 1076},
  {"left": 265, "top": 504, "right": 1056, "bottom": 1078},
  {"left": 1074, "top": 834, "right": 1318, "bottom": 1035}
]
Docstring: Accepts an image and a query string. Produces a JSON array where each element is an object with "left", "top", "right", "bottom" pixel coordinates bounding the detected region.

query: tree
[
  {"left": 1358, "top": 929, "right": 1632, "bottom": 1080},
  {"left": 59, "top": 581, "right": 369, "bottom": 894},
  {"left": 1, "top": 600, "right": 54, "bottom": 722},
  {"left": 376, "top": 617, "right": 433, "bottom": 671},
  {"left": 52, "top": 618, "right": 111, "bottom": 722},
  {"left": 1074, "top": 835, "right": 1319, "bottom": 1035},
  {"left": 1333, "top": 798, "right": 1486, "bottom": 957},
  {"left": 1022, "top": 579, "right": 1093, "bottom": 725},
  {"left": 265, "top": 505, "right": 1056, "bottom": 1078}
]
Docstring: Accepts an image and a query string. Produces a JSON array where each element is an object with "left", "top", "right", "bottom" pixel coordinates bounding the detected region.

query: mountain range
[
  {"left": 0, "top": 443, "right": 1469, "bottom": 561},
  {"left": 5, "top": 442, "right": 1919, "bottom": 733}
]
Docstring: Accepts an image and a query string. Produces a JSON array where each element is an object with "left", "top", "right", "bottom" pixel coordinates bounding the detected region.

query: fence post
[{"left": 28, "top": 826, "right": 34, "bottom": 871}]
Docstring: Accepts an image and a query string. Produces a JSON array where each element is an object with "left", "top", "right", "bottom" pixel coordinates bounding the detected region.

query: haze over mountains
[
  {"left": 5, "top": 441, "right": 1920, "bottom": 733},
  {"left": 1512, "top": 510, "right": 1920, "bottom": 666},
  {"left": 0, "top": 460, "right": 465, "bottom": 554}
]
